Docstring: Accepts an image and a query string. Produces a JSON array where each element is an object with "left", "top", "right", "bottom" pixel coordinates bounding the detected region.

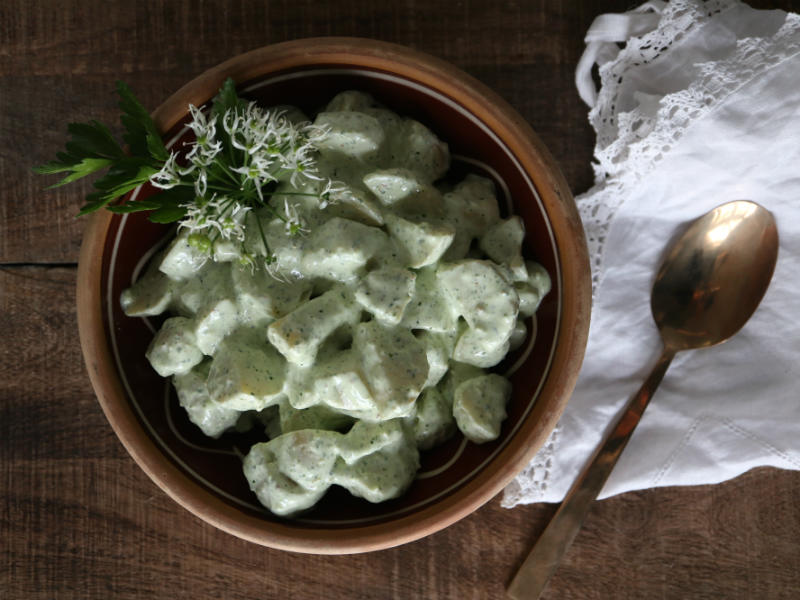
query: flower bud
[{"left": 187, "top": 233, "right": 212, "bottom": 253}]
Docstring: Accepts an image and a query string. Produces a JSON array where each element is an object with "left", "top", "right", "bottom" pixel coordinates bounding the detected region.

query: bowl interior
[{"left": 91, "top": 52, "right": 568, "bottom": 549}]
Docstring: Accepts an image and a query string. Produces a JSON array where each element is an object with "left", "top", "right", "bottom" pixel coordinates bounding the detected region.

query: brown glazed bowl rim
[{"left": 77, "top": 37, "right": 591, "bottom": 554}]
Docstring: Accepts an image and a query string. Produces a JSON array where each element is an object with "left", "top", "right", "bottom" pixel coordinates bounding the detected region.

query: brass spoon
[{"left": 507, "top": 200, "right": 779, "bottom": 600}]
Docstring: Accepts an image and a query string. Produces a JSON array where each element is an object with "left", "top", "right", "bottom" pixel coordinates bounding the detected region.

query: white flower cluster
[
  {"left": 224, "top": 102, "right": 326, "bottom": 198},
  {"left": 148, "top": 98, "right": 344, "bottom": 274},
  {"left": 182, "top": 195, "right": 251, "bottom": 244},
  {"left": 148, "top": 104, "right": 225, "bottom": 198},
  {"left": 149, "top": 153, "right": 184, "bottom": 190}
]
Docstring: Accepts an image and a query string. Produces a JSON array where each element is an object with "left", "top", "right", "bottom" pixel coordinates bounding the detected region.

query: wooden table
[{"left": 3, "top": 1, "right": 799, "bottom": 598}]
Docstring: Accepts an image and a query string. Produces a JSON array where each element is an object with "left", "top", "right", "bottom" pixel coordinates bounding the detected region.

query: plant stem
[{"left": 253, "top": 210, "right": 271, "bottom": 257}]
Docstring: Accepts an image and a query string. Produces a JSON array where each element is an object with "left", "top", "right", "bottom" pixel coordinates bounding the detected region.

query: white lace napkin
[{"left": 504, "top": 0, "right": 800, "bottom": 506}]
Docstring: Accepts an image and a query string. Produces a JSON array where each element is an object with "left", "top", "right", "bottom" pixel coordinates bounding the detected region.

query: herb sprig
[{"left": 36, "top": 79, "right": 343, "bottom": 272}]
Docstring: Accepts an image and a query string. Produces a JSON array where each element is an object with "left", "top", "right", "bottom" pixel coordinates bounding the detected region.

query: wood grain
[{"left": 2, "top": 1, "right": 800, "bottom": 598}]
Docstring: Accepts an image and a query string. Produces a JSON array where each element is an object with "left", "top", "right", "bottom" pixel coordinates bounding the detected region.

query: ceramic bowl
[{"left": 77, "top": 38, "right": 591, "bottom": 554}]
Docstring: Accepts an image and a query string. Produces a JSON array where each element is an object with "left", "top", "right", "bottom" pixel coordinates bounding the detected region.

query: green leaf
[
  {"left": 145, "top": 186, "right": 192, "bottom": 223},
  {"left": 93, "top": 158, "right": 156, "bottom": 185},
  {"left": 34, "top": 119, "right": 122, "bottom": 180},
  {"left": 85, "top": 160, "right": 159, "bottom": 206},
  {"left": 76, "top": 191, "right": 113, "bottom": 216},
  {"left": 64, "top": 121, "right": 124, "bottom": 159},
  {"left": 209, "top": 78, "right": 247, "bottom": 172},
  {"left": 211, "top": 77, "right": 247, "bottom": 118},
  {"left": 149, "top": 185, "right": 194, "bottom": 205},
  {"left": 148, "top": 204, "right": 187, "bottom": 223},
  {"left": 145, "top": 128, "right": 168, "bottom": 161},
  {"left": 33, "top": 160, "right": 79, "bottom": 175},
  {"left": 55, "top": 151, "right": 80, "bottom": 166},
  {"left": 106, "top": 199, "right": 162, "bottom": 213},
  {"left": 92, "top": 178, "right": 151, "bottom": 203},
  {"left": 116, "top": 81, "right": 168, "bottom": 162},
  {"left": 119, "top": 113, "right": 147, "bottom": 157},
  {"left": 35, "top": 157, "right": 114, "bottom": 187}
]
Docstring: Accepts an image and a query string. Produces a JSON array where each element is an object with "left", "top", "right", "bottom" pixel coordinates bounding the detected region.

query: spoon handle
[{"left": 506, "top": 347, "right": 676, "bottom": 600}]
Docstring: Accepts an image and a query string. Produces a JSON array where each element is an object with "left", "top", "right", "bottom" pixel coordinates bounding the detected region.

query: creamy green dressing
[{"left": 121, "top": 90, "right": 551, "bottom": 516}]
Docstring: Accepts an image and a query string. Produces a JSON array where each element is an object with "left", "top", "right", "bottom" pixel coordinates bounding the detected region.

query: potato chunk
[
  {"left": 289, "top": 321, "right": 430, "bottom": 422},
  {"left": 384, "top": 213, "right": 455, "bottom": 269},
  {"left": 414, "top": 329, "right": 457, "bottom": 389},
  {"left": 173, "top": 361, "right": 241, "bottom": 438},
  {"left": 146, "top": 316, "right": 203, "bottom": 377},
  {"left": 243, "top": 442, "right": 329, "bottom": 516},
  {"left": 413, "top": 388, "right": 456, "bottom": 450},
  {"left": 288, "top": 350, "right": 375, "bottom": 413},
  {"left": 516, "top": 260, "right": 552, "bottom": 317},
  {"left": 206, "top": 336, "right": 286, "bottom": 411},
  {"left": 324, "top": 90, "right": 375, "bottom": 112},
  {"left": 442, "top": 175, "right": 500, "bottom": 260},
  {"left": 363, "top": 168, "right": 424, "bottom": 204},
  {"left": 194, "top": 298, "right": 238, "bottom": 356},
  {"left": 479, "top": 216, "right": 527, "bottom": 281},
  {"left": 232, "top": 266, "right": 311, "bottom": 327},
  {"left": 263, "top": 429, "right": 341, "bottom": 492},
  {"left": 158, "top": 233, "right": 208, "bottom": 281},
  {"left": 401, "top": 266, "right": 459, "bottom": 333},
  {"left": 313, "top": 111, "right": 385, "bottom": 159},
  {"left": 352, "top": 322, "right": 429, "bottom": 421},
  {"left": 267, "top": 286, "right": 360, "bottom": 368},
  {"left": 331, "top": 421, "right": 419, "bottom": 503},
  {"left": 354, "top": 266, "right": 416, "bottom": 326},
  {"left": 438, "top": 260, "right": 519, "bottom": 368},
  {"left": 170, "top": 261, "right": 231, "bottom": 317},
  {"left": 390, "top": 119, "right": 450, "bottom": 183},
  {"left": 323, "top": 185, "right": 385, "bottom": 227},
  {"left": 120, "top": 254, "right": 175, "bottom": 317},
  {"left": 452, "top": 374, "right": 511, "bottom": 443},
  {"left": 300, "top": 217, "right": 388, "bottom": 282}
]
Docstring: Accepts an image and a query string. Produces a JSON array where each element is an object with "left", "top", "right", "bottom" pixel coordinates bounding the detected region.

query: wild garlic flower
[
  {"left": 282, "top": 199, "right": 308, "bottom": 236},
  {"left": 224, "top": 103, "right": 331, "bottom": 191},
  {"left": 180, "top": 194, "right": 250, "bottom": 243},
  {"left": 318, "top": 178, "right": 349, "bottom": 209},
  {"left": 230, "top": 154, "right": 278, "bottom": 203},
  {"left": 193, "top": 168, "right": 208, "bottom": 198},
  {"left": 150, "top": 153, "right": 182, "bottom": 189},
  {"left": 185, "top": 105, "right": 222, "bottom": 167},
  {"left": 146, "top": 94, "right": 344, "bottom": 276}
]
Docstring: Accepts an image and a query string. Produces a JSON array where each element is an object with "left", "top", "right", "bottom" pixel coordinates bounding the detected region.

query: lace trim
[
  {"left": 590, "top": 0, "right": 736, "bottom": 162},
  {"left": 580, "top": 0, "right": 800, "bottom": 296},
  {"left": 501, "top": 424, "right": 560, "bottom": 507}
]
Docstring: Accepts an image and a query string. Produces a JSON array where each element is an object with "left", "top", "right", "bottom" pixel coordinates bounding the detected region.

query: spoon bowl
[
  {"left": 653, "top": 201, "right": 778, "bottom": 351},
  {"left": 507, "top": 200, "right": 779, "bottom": 600}
]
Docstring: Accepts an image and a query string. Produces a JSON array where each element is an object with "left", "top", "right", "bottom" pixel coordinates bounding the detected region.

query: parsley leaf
[
  {"left": 36, "top": 81, "right": 170, "bottom": 219},
  {"left": 146, "top": 187, "right": 193, "bottom": 223},
  {"left": 32, "top": 119, "right": 124, "bottom": 187},
  {"left": 211, "top": 77, "right": 248, "bottom": 118},
  {"left": 117, "top": 81, "right": 169, "bottom": 162},
  {"left": 34, "top": 157, "right": 114, "bottom": 187}
]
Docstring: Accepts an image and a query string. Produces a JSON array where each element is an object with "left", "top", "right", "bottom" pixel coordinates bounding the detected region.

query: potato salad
[{"left": 120, "top": 91, "right": 551, "bottom": 516}]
